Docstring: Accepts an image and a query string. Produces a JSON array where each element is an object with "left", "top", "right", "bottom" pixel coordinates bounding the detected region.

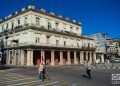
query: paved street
[{"left": 0, "top": 65, "right": 120, "bottom": 86}]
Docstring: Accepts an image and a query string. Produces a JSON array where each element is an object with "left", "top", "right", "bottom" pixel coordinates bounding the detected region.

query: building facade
[
  {"left": 88, "top": 33, "right": 120, "bottom": 63},
  {"left": 106, "top": 38, "right": 119, "bottom": 60},
  {"left": 88, "top": 33, "right": 107, "bottom": 63},
  {"left": 0, "top": 5, "right": 96, "bottom": 66}
]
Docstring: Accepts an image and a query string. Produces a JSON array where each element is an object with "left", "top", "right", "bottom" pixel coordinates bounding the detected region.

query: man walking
[
  {"left": 84, "top": 60, "right": 92, "bottom": 79},
  {"left": 39, "top": 62, "right": 44, "bottom": 81}
]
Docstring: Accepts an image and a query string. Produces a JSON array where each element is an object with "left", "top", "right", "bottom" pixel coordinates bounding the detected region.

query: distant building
[
  {"left": 0, "top": 5, "right": 96, "bottom": 66},
  {"left": 88, "top": 33, "right": 109, "bottom": 63},
  {"left": 88, "top": 33, "right": 120, "bottom": 63},
  {"left": 106, "top": 38, "right": 119, "bottom": 59}
]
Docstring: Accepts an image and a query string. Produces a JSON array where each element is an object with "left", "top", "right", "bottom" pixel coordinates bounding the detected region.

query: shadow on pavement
[{"left": 82, "top": 74, "right": 89, "bottom": 79}]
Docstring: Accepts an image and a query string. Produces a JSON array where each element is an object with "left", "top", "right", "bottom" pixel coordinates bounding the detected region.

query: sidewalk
[
  {"left": 0, "top": 63, "right": 120, "bottom": 69},
  {"left": 92, "top": 63, "right": 120, "bottom": 69}
]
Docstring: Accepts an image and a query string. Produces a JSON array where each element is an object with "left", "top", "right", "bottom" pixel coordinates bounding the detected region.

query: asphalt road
[{"left": 0, "top": 65, "right": 120, "bottom": 86}]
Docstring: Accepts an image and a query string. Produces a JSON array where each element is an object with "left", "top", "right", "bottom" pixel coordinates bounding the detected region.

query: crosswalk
[
  {"left": 0, "top": 71, "right": 70, "bottom": 86},
  {"left": 0, "top": 72, "right": 60, "bottom": 86}
]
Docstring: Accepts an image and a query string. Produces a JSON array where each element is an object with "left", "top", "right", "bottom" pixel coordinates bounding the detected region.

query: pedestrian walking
[
  {"left": 43, "top": 65, "right": 49, "bottom": 80},
  {"left": 39, "top": 62, "right": 44, "bottom": 81},
  {"left": 84, "top": 60, "right": 92, "bottom": 79}
]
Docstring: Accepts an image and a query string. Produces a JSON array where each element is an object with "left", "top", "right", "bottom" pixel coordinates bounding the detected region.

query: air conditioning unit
[
  {"left": 73, "top": 20, "right": 76, "bottom": 23},
  {"left": 28, "top": 5, "right": 35, "bottom": 9},
  {"left": 50, "top": 12, "right": 55, "bottom": 15},
  {"left": 66, "top": 17, "right": 69, "bottom": 20},
  {"left": 40, "top": 8, "right": 46, "bottom": 12},
  {"left": 22, "top": 8, "right": 25, "bottom": 11},
  {"left": 5, "top": 16, "right": 7, "bottom": 19},
  {"left": 78, "top": 22, "right": 81, "bottom": 25},
  {"left": 8, "top": 14, "right": 12, "bottom": 18},
  {"left": 58, "top": 15, "right": 62, "bottom": 18},
  {"left": 15, "top": 11, "right": 18, "bottom": 14}
]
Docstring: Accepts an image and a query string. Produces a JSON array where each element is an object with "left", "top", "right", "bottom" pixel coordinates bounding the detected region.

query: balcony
[
  {"left": 4, "top": 42, "right": 78, "bottom": 49},
  {"left": 0, "top": 23, "right": 81, "bottom": 38},
  {"left": 4, "top": 42, "right": 95, "bottom": 51}
]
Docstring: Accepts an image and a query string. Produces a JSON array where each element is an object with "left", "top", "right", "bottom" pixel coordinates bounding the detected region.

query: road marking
[
  {"left": 72, "top": 83, "right": 78, "bottom": 86},
  {"left": 38, "top": 81, "right": 60, "bottom": 86},
  {"left": 97, "top": 67, "right": 101, "bottom": 68},
  {"left": 92, "top": 67, "right": 96, "bottom": 68},
  {"left": 8, "top": 80, "right": 42, "bottom": 86},
  {"left": 102, "top": 67, "right": 105, "bottom": 69},
  {"left": 112, "top": 67, "right": 116, "bottom": 69},
  {"left": 107, "top": 67, "right": 110, "bottom": 69},
  {"left": 0, "top": 77, "right": 36, "bottom": 83}
]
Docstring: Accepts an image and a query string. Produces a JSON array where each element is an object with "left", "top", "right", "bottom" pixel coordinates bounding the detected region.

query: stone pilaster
[
  {"left": 80, "top": 51, "right": 84, "bottom": 64},
  {"left": 26, "top": 49, "right": 33, "bottom": 66},
  {"left": 94, "top": 52, "right": 96, "bottom": 62},
  {"left": 41, "top": 50, "right": 45, "bottom": 64},
  {"left": 67, "top": 51, "right": 71, "bottom": 64},
  {"left": 89, "top": 52, "right": 92, "bottom": 64},
  {"left": 51, "top": 50, "right": 55, "bottom": 65},
  {"left": 20, "top": 50, "right": 25, "bottom": 66},
  {"left": 60, "top": 51, "right": 63, "bottom": 65},
  {"left": 74, "top": 51, "right": 77, "bottom": 64},
  {"left": 101, "top": 54, "right": 104, "bottom": 63}
]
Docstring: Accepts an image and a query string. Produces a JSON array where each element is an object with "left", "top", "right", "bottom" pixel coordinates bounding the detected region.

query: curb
[{"left": 92, "top": 66, "right": 120, "bottom": 69}]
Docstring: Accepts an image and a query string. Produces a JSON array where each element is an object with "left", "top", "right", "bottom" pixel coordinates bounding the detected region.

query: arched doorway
[
  {"left": 63, "top": 51, "right": 67, "bottom": 64},
  {"left": 33, "top": 50, "right": 41, "bottom": 65},
  {"left": 55, "top": 51, "right": 60, "bottom": 65},
  {"left": 45, "top": 50, "right": 51, "bottom": 65}
]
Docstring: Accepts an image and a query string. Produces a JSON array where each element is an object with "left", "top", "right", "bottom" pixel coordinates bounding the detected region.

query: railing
[
  {"left": 4, "top": 42, "right": 78, "bottom": 49},
  {"left": 0, "top": 23, "right": 80, "bottom": 37},
  {"left": 4, "top": 42, "right": 95, "bottom": 50}
]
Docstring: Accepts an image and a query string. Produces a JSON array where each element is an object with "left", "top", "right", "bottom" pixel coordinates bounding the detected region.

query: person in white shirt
[
  {"left": 84, "top": 60, "right": 92, "bottom": 79},
  {"left": 39, "top": 62, "right": 44, "bottom": 81}
]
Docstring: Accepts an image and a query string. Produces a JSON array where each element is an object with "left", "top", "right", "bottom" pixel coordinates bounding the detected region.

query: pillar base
[
  {"left": 26, "top": 64, "right": 33, "bottom": 66},
  {"left": 74, "top": 61, "right": 78, "bottom": 64},
  {"left": 50, "top": 62, "right": 55, "bottom": 65}
]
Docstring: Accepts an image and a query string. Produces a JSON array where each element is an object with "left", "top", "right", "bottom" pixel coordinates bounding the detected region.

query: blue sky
[{"left": 0, "top": 0, "right": 120, "bottom": 38}]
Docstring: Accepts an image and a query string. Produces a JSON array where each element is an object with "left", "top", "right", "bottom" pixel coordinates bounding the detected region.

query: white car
[{"left": 114, "top": 58, "right": 120, "bottom": 63}]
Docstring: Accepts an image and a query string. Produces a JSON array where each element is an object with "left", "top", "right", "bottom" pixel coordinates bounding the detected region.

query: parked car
[{"left": 114, "top": 58, "right": 120, "bottom": 63}]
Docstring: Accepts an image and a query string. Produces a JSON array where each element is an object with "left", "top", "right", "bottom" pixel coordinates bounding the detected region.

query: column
[
  {"left": 51, "top": 50, "right": 55, "bottom": 65},
  {"left": 67, "top": 51, "right": 71, "bottom": 64},
  {"left": 21, "top": 50, "right": 24, "bottom": 66},
  {"left": 41, "top": 50, "right": 45, "bottom": 64},
  {"left": 13, "top": 50, "right": 16, "bottom": 65},
  {"left": 26, "top": 49, "right": 33, "bottom": 66},
  {"left": 30, "top": 50, "right": 33, "bottom": 66},
  {"left": 74, "top": 51, "right": 77, "bottom": 64},
  {"left": 8, "top": 51, "right": 10, "bottom": 65},
  {"left": 6, "top": 50, "right": 9, "bottom": 65},
  {"left": 12, "top": 50, "right": 14, "bottom": 65},
  {"left": 60, "top": 51, "right": 63, "bottom": 65},
  {"left": 80, "top": 51, "right": 84, "bottom": 64},
  {"left": 18, "top": 50, "right": 21, "bottom": 65},
  {"left": 101, "top": 54, "right": 104, "bottom": 63},
  {"left": 93, "top": 52, "right": 96, "bottom": 62},
  {"left": 89, "top": 52, "right": 92, "bottom": 64},
  {"left": 86, "top": 51, "right": 88, "bottom": 61}
]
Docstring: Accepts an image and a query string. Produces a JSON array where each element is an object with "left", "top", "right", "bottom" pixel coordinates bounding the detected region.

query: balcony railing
[
  {"left": 4, "top": 42, "right": 95, "bottom": 50},
  {"left": 0, "top": 23, "right": 80, "bottom": 37}
]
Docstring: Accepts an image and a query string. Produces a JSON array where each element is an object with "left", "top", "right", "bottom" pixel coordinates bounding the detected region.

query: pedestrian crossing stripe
[
  {"left": 7, "top": 80, "right": 42, "bottom": 86},
  {"left": 0, "top": 77, "right": 37, "bottom": 83}
]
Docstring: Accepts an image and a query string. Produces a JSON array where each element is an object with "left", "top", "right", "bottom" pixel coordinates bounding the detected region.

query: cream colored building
[{"left": 0, "top": 5, "right": 96, "bottom": 66}]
